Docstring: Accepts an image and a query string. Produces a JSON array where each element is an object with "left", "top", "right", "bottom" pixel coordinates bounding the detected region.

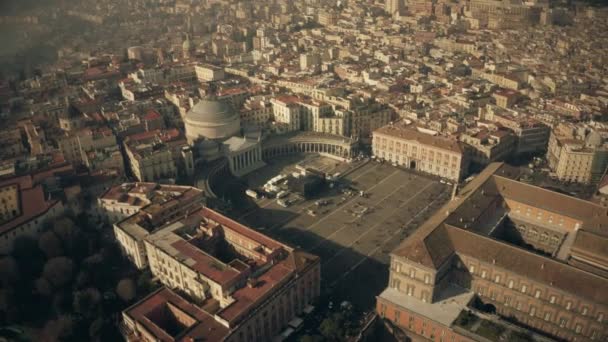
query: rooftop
[
  {"left": 124, "top": 287, "right": 229, "bottom": 342},
  {"left": 374, "top": 122, "right": 464, "bottom": 154}
]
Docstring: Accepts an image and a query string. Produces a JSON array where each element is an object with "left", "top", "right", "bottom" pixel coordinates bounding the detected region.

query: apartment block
[{"left": 121, "top": 207, "right": 320, "bottom": 342}]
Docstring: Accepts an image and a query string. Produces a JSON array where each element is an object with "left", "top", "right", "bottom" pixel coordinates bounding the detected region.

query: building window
[
  {"left": 529, "top": 306, "right": 536, "bottom": 317},
  {"left": 469, "top": 265, "right": 475, "bottom": 273},
  {"left": 481, "top": 270, "right": 487, "bottom": 279},
  {"left": 394, "top": 310, "right": 400, "bottom": 324},
  {"left": 597, "top": 313, "right": 604, "bottom": 323},
  {"left": 424, "top": 274, "right": 431, "bottom": 285},
  {"left": 508, "top": 280, "right": 514, "bottom": 289},
  {"left": 550, "top": 295, "right": 556, "bottom": 304},
  {"left": 521, "top": 285, "right": 527, "bottom": 294},
  {"left": 559, "top": 317, "right": 568, "bottom": 328},
  {"left": 534, "top": 290, "right": 541, "bottom": 299},
  {"left": 544, "top": 312, "right": 551, "bottom": 321},
  {"left": 582, "top": 306, "right": 588, "bottom": 316},
  {"left": 409, "top": 268, "right": 416, "bottom": 278},
  {"left": 575, "top": 324, "right": 582, "bottom": 334},
  {"left": 494, "top": 275, "right": 501, "bottom": 283},
  {"left": 566, "top": 301, "right": 572, "bottom": 310}
]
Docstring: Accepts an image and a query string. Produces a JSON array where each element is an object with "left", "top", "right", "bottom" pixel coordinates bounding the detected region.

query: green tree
[
  {"left": 0, "top": 256, "right": 20, "bottom": 287},
  {"left": 43, "top": 257, "right": 74, "bottom": 288},
  {"left": 38, "top": 231, "right": 64, "bottom": 258},
  {"left": 116, "top": 278, "right": 136, "bottom": 302},
  {"left": 320, "top": 312, "right": 346, "bottom": 341},
  {"left": 11, "top": 236, "right": 45, "bottom": 282},
  {"left": 41, "top": 315, "right": 73, "bottom": 342},
  {"left": 73, "top": 288, "right": 101, "bottom": 318}
]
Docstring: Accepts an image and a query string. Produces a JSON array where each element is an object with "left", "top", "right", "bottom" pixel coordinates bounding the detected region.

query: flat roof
[{"left": 378, "top": 285, "right": 474, "bottom": 326}]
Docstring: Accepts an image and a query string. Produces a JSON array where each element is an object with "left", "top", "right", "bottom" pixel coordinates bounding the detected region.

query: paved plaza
[{"left": 235, "top": 156, "right": 451, "bottom": 309}]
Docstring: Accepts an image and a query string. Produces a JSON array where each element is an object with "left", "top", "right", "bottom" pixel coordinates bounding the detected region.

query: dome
[
  {"left": 185, "top": 99, "right": 241, "bottom": 142},
  {"left": 586, "top": 130, "right": 603, "bottom": 148}
]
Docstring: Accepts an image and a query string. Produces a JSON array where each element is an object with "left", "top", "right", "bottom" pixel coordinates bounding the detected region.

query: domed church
[
  {"left": 185, "top": 98, "right": 241, "bottom": 142},
  {"left": 185, "top": 97, "right": 264, "bottom": 176}
]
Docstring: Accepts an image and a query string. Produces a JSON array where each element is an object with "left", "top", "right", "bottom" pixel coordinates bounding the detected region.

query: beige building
[
  {"left": 547, "top": 123, "right": 608, "bottom": 184},
  {"left": 194, "top": 64, "right": 225, "bottom": 82},
  {"left": 373, "top": 123, "right": 469, "bottom": 181},
  {"left": 0, "top": 175, "right": 63, "bottom": 254},
  {"left": 0, "top": 184, "right": 19, "bottom": 224},
  {"left": 483, "top": 106, "right": 550, "bottom": 155},
  {"left": 124, "top": 129, "right": 191, "bottom": 182},
  {"left": 271, "top": 96, "right": 302, "bottom": 132},
  {"left": 57, "top": 127, "right": 117, "bottom": 165},
  {"left": 121, "top": 207, "right": 320, "bottom": 342},
  {"left": 110, "top": 183, "right": 204, "bottom": 268},
  {"left": 460, "top": 128, "right": 516, "bottom": 166}
]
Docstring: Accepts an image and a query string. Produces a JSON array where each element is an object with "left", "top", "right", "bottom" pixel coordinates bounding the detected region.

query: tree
[
  {"left": 116, "top": 278, "right": 136, "bottom": 302},
  {"left": 73, "top": 288, "right": 101, "bottom": 317},
  {"left": 43, "top": 257, "right": 74, "bottom": 288},
  {"left": 41, "top": 315, "right": 73, "bottom": 342},
  {"left": 299, "top": 335, "right": 324, "bottom": 342},
  {"left": 38, "top": 231, "right": 64, "bottom": 258},
  {"left": 0, "top": 256, "right": 20, "bottom": 287},
  {"left": 35, "top": 277, "right": 53, "bottom": 297},
  {"left": 52, "top": 217, "right": 76, "bottom": 241},
  {"left": 88, "top": 318, "right": 104, "bottom": 341},
  {"left": 11, "top": 236, "right": 45, "bottom": 282},
  {"left": 136, "top": 270, "right": 156, "bottom": 294},
  {"left": 320, "top": 312, "right": 346, "bottom": 340}
]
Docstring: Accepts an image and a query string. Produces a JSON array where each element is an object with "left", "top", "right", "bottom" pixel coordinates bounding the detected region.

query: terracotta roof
[
  {"left": 0, "top": 175, "right": 61, "bottom": 236},
  {"left": 124, "top": 287, "right": 230, "bottom": 342},
  {"left": 200, "top": 207, "right": 284, "bottom": 251},
  {"left": 217, "top": 260, "right": 294, "bottom": 324},
  {"left": 447, "top": 226, "right": 608, "bottom": 306},
  {"left": 493, "top": 175, "right": 608, "bottom": 234},
  {"left": 171, "top": 239, "right": 241, "bottom": 285},
  {"left": 392, "top": 162, "right": 608, "bottom": 306}
]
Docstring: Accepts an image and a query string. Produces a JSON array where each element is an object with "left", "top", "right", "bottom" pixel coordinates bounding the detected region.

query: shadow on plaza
[{"left": 242, "top": 205, "right": 391, "bottom": 312}]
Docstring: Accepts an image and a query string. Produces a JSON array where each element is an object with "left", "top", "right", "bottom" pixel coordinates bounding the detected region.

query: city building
[
  {"left": 547, "top": 123, "right": 608, "bottom": 184},
  {"left": 0, "top": 175, "right": 64, "bottom": 253},
  {"left": 386, "top": 0, "right": 404, "bottom": 16},
  {"left": 460, "top": 128, "right": 516, "bottom": 166},
  {"left": 109, "top": 183, "right": 204, "bottom": 268},
  {"left": 377, "top": 163, "right": 608, "bottom": 342},
  {"left": 124, "top": 129, "right": 192, "bottom": 182},
  {"left": 98, "top": 182, "right": 204, "bottom": 224},
  {"left": 195, "top": 64, "right": 225, "bottom": 82},
  {"left": 373, "top": 123, "right": 469, "bottom": 181},
  {"left": 121, "top": 207, "right": 320, "bottom": 342}
]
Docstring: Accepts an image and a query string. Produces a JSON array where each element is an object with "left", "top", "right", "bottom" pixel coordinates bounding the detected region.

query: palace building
[
  {"left": 373, "top": 122, "right": 469, "bottom": 182},
  {"left": 377, "top": 163, "right": 608, "bottom": 342}
]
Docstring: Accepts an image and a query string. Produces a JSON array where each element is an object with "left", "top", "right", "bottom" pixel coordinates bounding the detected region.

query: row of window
[{"left": 465, "top": 262, "right": 604, "bottom": 322}]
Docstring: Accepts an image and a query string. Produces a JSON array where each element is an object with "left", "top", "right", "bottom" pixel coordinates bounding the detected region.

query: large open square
[{"left": 230, "top": 155, "right": 451, "bottom": 310}]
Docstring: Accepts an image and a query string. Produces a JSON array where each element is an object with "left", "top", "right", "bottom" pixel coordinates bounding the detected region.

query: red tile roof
[{"left": 124, "top": 287, "right": 230, "bottom": 342}]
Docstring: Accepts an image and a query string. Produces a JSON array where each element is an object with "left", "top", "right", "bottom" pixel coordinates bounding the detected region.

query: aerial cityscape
[{"left": 0, "top": 0, "right": 607, "bottom": 341}]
